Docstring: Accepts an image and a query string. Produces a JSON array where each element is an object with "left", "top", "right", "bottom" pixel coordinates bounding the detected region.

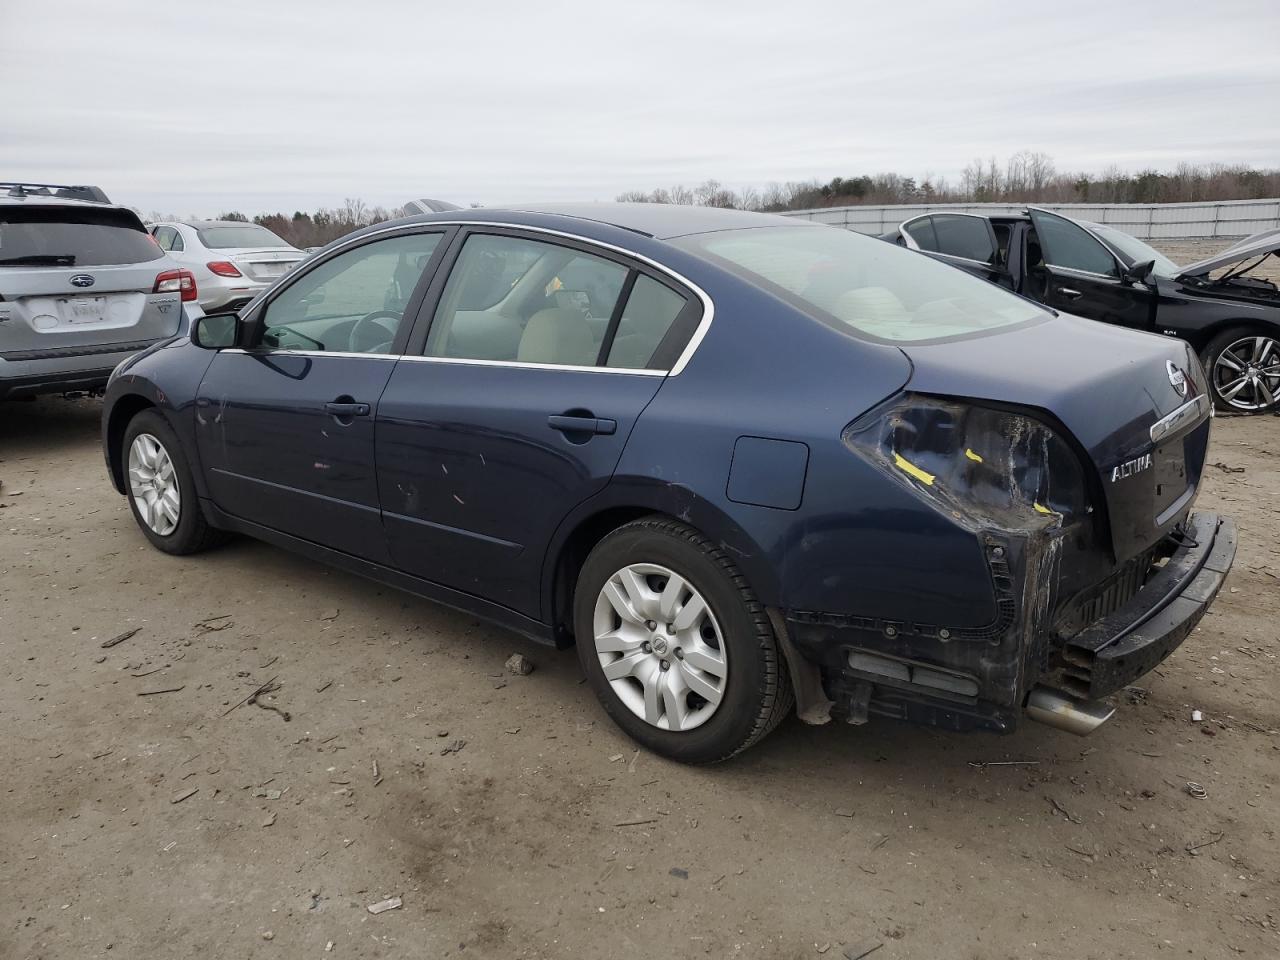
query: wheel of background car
[
  {"left": 347, "top": 310, "right": 402, "bottom": 354},
  {"left": 1202, "top": 328, "right": 1280, "bottom": 414},
  {"left": 573, "top": 516, "right": 793, "bottom": 763},
  {"left": 123, "top": 410, "right": 226, "bottom": 555}
]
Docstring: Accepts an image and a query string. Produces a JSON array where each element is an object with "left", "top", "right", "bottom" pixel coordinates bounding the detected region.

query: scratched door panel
[
  {"left": 195, "top": 351, "right": 395, "bottom": 563},
  {"left": 375, "top": 362, "right": 662, "bottom": 617}
]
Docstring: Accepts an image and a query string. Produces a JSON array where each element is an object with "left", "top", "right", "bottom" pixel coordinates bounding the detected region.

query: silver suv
[{"left": 0, "top": 182, "right": 199, "bottom": 400}]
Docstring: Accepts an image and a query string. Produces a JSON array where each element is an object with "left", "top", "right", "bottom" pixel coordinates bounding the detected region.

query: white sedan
[{"left": 149, "top": 220, "right": 305, "bottom": 311}]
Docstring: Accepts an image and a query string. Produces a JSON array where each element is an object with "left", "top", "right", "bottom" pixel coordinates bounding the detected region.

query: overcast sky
[{"left": 3, "top": 0, "right": 1278, "bottom": 217}]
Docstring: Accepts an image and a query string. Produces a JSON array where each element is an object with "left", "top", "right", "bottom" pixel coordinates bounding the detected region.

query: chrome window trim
[
  {"left": 1044, "top": 263, "right": 1120, "bottom": 282},
  {"left": 217, "top": 349, "right": 666, "bottom": 377},
  {"left": 397, "top": 355, "right": 666, "bottom": 376},
  {"left": 220, "top": 348, "right": 398, "bottom": 361},
  {"left": 239, "top": 219, "right": 716, "bottom": 377},
  {"left": 1149, "top": 394, "right": 1210, "bottom": 444}
]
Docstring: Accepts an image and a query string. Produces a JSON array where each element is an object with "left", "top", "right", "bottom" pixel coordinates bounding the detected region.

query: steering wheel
[{"left": 347, "top": 311, "right": 401, "bottom": 353}]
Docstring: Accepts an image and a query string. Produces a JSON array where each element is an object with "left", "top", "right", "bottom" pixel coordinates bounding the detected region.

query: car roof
[
  {"left": 0, "top": 194, "right": 132, "bottom": 212},
  {"left": 506, "top": 202, "right": 806, "bottom": 239}
]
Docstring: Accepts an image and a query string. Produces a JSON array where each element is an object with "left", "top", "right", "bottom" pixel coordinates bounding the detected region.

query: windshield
[
  {"left": 1090, "top": 224, "right": 1180, "bottom": 278},
  {"left": 196, "top": 223, "right": 292, "bottom": 250},
  {"left": 0, "top": 206, "right": 164, "bottom": 267},
  {"left": 673, "top": 225, "right": 1046, "bottom": 343}
]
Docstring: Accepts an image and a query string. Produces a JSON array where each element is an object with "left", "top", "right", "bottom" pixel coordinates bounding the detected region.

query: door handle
[
  {"left": 324, "top": 401, "right": 371, "bottom": 417},
  {"left": 548, "top": 414, "right": 617, "bottom": 436},
  {"left": 1056, "top": 286, "right": 1083, "bottom": 301}
]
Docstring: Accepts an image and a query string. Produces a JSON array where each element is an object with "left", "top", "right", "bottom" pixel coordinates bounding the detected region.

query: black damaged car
[{"left": 884, "top": 209, "right": 1280, "bottom": 414}]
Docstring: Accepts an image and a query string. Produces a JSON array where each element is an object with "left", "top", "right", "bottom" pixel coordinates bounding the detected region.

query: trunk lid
[
  {"left": 901, "top": 314, "right": 1210, "bottom": 563},
  {"left": 223, "top": 248, "right": 305, "bottom": 283}
]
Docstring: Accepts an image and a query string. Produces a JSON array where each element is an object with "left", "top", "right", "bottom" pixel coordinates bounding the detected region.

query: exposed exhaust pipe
[{"left": 1026, "top": 686, "right": 1115, "bottom": 736}]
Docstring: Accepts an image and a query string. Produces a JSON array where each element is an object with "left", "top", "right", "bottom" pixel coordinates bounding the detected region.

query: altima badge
[
  {"left": 1111, "top": 453, "right": 1153, "bottom": 483},
  {"left": 1166, "top": 360, "right": 1187, "bottom": 397}
]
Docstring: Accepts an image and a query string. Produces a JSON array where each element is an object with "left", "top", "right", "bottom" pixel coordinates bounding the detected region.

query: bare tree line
[
  {"left": 619, "top": 153, "right": 1280, "bottom": 211},
  {"left": 141, "top": 155, "right": 1280, "bottom": 249}
]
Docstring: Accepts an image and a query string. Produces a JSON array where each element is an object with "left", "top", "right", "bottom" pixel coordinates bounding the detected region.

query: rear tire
[
  {"left": 573, "top": 516, "right": 793, "bottom": 763},
  {"left": 1201, "top": 327, "right": 1280, "bottom": 414},
  {"left": 122, "top": 409, "right": 226, "bottom": 555}
]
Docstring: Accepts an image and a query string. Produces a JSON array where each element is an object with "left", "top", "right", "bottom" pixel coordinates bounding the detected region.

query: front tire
[
  {"left": 123, "top": 409, "right": 225, "bottom": 555},
  {"left": 1201, "top": 328, "right": 1280, "bottom": 414},
  {"left": 574, "top": 516, "right": 793, "bottom": 763}
]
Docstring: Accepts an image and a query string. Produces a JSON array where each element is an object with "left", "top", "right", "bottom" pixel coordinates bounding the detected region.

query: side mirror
[
  {"left": 192, "top": 312, "right": 241, "bottom": 349},
  {"left": 1123, "top": 259, "right": 1155, "bottom": 285}
]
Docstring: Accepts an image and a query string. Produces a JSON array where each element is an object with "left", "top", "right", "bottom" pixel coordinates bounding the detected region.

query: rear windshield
[
  {"left": 0, "top": 205, "right": 164, "bottom": 267},
  {"left": 673, "top": 225, "right": 1046, "bottom": 343},
  {"left": 196, "top": 224, "right": 291, "bottom": 249}
]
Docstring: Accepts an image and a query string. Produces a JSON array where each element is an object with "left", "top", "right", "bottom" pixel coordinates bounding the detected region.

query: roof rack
[{"left": 2, "top": 182, "right": 111, "bottom": 204}]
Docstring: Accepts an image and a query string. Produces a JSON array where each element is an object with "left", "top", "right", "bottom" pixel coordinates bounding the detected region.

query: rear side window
[
  {"left": 426, "top": 234, "right": 629, "bottom": 367},
  {"left": 0, "top": 205, "right": 164, "bottom": 267},
  {"left": 606, "top": 275, "right": 687, "bottom": 369},
  {"left": 197, "top": 223, "right": 292, "bottom": 250},
  {"left": 931, "top": 215, "right": 995, "bottom": 265}
]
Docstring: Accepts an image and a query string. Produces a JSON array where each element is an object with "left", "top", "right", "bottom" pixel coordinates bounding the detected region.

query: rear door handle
[
  {"left": 548, "top": 415, "right": 617, "bottom": 436},
  {"left": 1056, "top": 286, "right": 1083, "bottom": 301},
  {"left": 325, "top": 401, "right": 371, "bottom": 417}
]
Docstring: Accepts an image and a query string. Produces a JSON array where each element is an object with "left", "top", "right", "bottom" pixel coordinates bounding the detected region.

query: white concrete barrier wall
[{"left": 779, "top": 198, "right": 1280, "bottom": 239}]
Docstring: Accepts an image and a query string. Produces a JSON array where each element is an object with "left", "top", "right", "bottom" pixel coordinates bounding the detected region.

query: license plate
[
  {"left": 255, "top": 263, "right": 284, "bottom": 277},
  {"left": 62, "top": 297, "right": 107, "bottom": 323}
]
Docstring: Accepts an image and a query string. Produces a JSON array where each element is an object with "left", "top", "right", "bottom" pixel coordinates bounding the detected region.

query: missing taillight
[{"left": 844, "top": 395, "right": 1090, "bottom": 530}]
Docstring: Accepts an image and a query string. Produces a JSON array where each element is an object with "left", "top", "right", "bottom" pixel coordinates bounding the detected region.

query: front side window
[
  {"left": 426, "top": 234, "right": 628, "bottom": 367},
  {"left": 931, "top": 215, "right": 995, "bottom": 265},
  {"left": 259, "top": 232, "right": 442, "bottom": 354},
  {"left": 1033, "top": 213, "right": 1118, "bottom": 277},
  {"left": 674, "top": 225, "right": 1046, "bottom": 343}
]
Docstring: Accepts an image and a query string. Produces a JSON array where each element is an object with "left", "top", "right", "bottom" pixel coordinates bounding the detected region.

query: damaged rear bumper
[
  {"left": 779, "top": 510, "right": 1236, "bottom": 734},
  {"left": 1048, "top": 511, "right": 1235, "bottom": 700}
]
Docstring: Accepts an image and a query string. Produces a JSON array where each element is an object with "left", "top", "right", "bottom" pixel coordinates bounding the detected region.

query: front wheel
[
  {"left": 123, "top": 409, "right": 225, "bottom": 555},
  {"left": 1202, "top": 329, "right": 1280, "bottom": 414},
  {"left": 574, "top": 517, "right": 793, "bottom": 763}
]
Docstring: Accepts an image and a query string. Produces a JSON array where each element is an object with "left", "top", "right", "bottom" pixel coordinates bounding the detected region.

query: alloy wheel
[
  {"left": 592, "top": 563, "right": 728, "bottom": 732},
  {"left": 128, "top": 433, "right": 181, "bottom": 536},
  {"left": 1213, "top": 335, "right": 1280, "bottom": 411}
]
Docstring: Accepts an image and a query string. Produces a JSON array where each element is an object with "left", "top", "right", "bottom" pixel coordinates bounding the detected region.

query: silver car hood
[{"left": 1177, "top": 229, "right": 1280, "bottom": 279}]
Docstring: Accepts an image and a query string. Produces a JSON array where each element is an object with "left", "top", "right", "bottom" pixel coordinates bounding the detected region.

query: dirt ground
[{"left": 2, "top": 403, "right": 1277, "bottom": 960}]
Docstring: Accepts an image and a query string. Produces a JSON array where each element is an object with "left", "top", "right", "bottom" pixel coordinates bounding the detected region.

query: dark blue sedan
[{"left": 101, "top": 203, "right": 1236, "bottom": 762}]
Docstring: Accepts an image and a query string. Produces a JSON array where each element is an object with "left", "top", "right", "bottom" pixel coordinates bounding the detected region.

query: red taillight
[
  {"left": 206, "top": 260, "right": 242, "bottom": 278},
  {"left": 154, "top": 269, "right": 198, "bottom": 303}
]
